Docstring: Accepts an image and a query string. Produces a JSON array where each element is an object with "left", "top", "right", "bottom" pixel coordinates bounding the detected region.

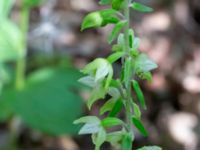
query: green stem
[
  {"left": 15, "top": 6, "right": 29, "bottom": 90},
  {"left": 123, "top": 0, "right": 134, "bottom": 144}
]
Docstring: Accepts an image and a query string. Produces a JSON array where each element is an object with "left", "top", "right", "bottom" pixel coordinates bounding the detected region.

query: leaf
[
  {"left": 79, "top": 123, "right": 101, "bottom": 134},
  {"left": 100, "top": 99, "right": 116, "bottom": 115},
  {"left": 101, "top": 117, "right": 123, "bottom": 128},
  {"left": 128, "top": 29, "right": 134, "bottom": 48},
  {"left": 78, "top": 76, "right": 96, "bottom": 87},
  {"left": 121, "top": 133, "right": 133, "bottom": 150},
  {"left": 132, "top": 80, "right": 146, "bottom": 109},
  {"left": 112, "top": 0, "right": 125, "bottom": 10},
  {"left": 109, "top": 99, "right": 123, "bottom": 117},
  {"left": 99, "top": 0, "right": 111, "bottom": 5},
  {"left": 131, "top": 2, "right": 153, "bottom": 13},
  {"left": 7, "top": 67, "right": 84, "bottom": 135},
  {"left": 134, "top": 53, "right": 158, "bottom": 73},
  {"left": 0, "top": 20, "right": 23, "bottom": 62},
  {"left": 0, "top": 0, "right": 14, "bottom": 19},
  {"left": 123, "top": 57, "right": 132, "bottom": 87},
  {"left": 81, "top": 9, "right": 119, "bottom": 31},
  {"left": 107, "top": 51, "right": 125, "bottom": 63},
  {"left": 74, "top": 116, "right": 100, "bottom": 124},
  {"left": 108, "top": 20, "right": 127, "bottom": 44},
  {"left": 92, "top": 128, "right": 106, "bottom": 150},
  {"left": 132, "top": 102, "right": 141, "bottom": 119},
  {"left": 137, "top": 146, "right": 162, "bottom": 150},
  {"left": 132, "top": 116, "right": 148, "bottom": 137}
]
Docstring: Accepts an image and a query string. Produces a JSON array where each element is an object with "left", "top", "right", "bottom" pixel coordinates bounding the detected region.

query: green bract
[{"left": 75, "top": 0, "right": 161, "bottom": 150}]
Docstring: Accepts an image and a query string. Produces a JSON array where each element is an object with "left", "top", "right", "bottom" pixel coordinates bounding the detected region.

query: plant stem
[
  {"left": 15, "top": 6, "right": 29, "bottom": 90},
  {"left": 123, "top": 0, "right": 134, "bottom": 144}
]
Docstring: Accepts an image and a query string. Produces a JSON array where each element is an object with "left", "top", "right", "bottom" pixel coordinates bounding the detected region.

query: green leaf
[
  {"left": 128, "top": 29, "right": 134, "bottom": 48},
  {"left": 132, "top": 80, "right": 146, "bottom": 109},
  {"left": 0, "top": 20, "right": 23, "bottom": 62},
  {"left": 81, "top": 9, "right": 119, "bottom": 31},
  {"left": 132, "top": 116, "right": 148, "bottom": 137},
  {"left": 121, "top": 133, "right": 133, "bottom": 150},
  {"left": 92, "top": 128, "right": 106, "bottom": 150},
  {"left": 6, "top": 67, "right": 84, "bottom": 135},
  {"left": 79, "top": 123, "right": 101, "bottom": 134},
  {"left": 112, "top": 0, "right": 125, "bottom": 10},
  {"left": 109, "top": 99, "right": 123, "bottom": 117},
  {"left": 123, "top": 57, "right": 132, "bottom": 87},
  {"left": 131, "top": 2, "right": 153, "bottom": 13},
  {"left": 132, "top": 102, "right": 141, "bottom": 119},
  {"left": 100, "top": 99, "right": 116, "bottom": 115},
  {"left": 99, "top": 0, "right": 111, "bottom": 5},
  {"left": 137, "top": 146, "right": 162, "bottom": 150},
  {"left": 101, "top": 117, "right": 123, "bottom": 128},
  {"left": 108, "top": 20, "right": 127, "bottom": 44},
  {"left": 0, "top": 0, "right": 14, "bottom": 19},
  {"left": 74, "top": 116, "right": 100, "bottom": 124},
  {"left": 134, "top": 53, "right": 158, "bottom": 73}
]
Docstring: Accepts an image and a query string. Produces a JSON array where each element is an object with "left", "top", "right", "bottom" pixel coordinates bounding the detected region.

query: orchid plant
[{"left": 74, "top": 0, "right": 162, "bottom": 150}]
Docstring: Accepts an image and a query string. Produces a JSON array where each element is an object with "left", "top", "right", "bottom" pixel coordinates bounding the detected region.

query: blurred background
[{"left": 0, "top": 0, "right": 200, "bottom": 149}]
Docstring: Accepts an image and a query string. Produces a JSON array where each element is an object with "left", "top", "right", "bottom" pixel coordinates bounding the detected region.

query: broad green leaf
[
  {"left": 78, "top": 76, "right": 96, "bottom": 87},
  {"left": 74, "top": 116, "right": 100, "bottom": 124},
  {"left": 132, "top": 116, "right": 148, "bottom": 137},
  {"left": 101, "top": 117, "right": 123, "bottom": 128},
  {"left": 109, "top": 99, "right": 123, "bottom": 117},
  {"left": 92, "top": 128, "right": 106, "bottom": 150},
  {"left": 131, "top": 2, "right": 153, "bottom": 13},
  {"left": 132, "top": 102, "right": 141, "bottom": 119},
  {"left": 132, "top": 80, "right": 146, "bottom": 109},
  {"left": 99, "top": 0, "right": 111, "bottom": 5},
  {"left": 100, "top": 99, "right": 115, "bottom": 115},
  {"left": 0, "top": 20, "right": 23, "bottom": 62},
  {"left": 79, "top": 123, "right": 101, "bottom": 134},
  {"left": 81, "top": 9, "right": 119, "bottom": 31},
  {"left": 134, "top": 53, "right": 158, "bottom": 73},
  {"left": 121, "top": 133, "right": 133, "bottom": 150},
  {"left": 0, "top": 0, "right": 14, "bottom": 19},
  {"left": 107, "top": 51, "right": 125, "bottom": 63},
  {"left": 5, "top": 67, "right": 84, "bottom": 135},
  {"left": 138, "top": 146, "right": 162, "bottom": 150},
  {"left": 108, "top": 20, "right": 127, "bottom": 44},
  {"left": 112, "top": 0, "right": 125, "bottom": 10}
]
